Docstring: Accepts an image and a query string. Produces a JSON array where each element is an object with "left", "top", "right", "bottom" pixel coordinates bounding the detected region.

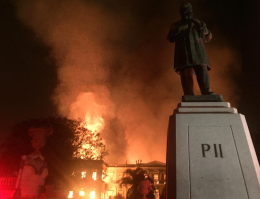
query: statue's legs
[
  {"left": 180, "top": 65, "right": 214, "bottom": 95},
  {"left": 193, "top": 65, "right": 213, "bottom": 95},
  {"left": 180, "top": 67, "right": 194, "bottom": 95}
]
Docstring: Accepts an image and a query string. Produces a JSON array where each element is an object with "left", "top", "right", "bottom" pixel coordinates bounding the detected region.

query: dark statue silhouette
[{"left": 167, "top": 2, "right": 215, "bottom": 95}]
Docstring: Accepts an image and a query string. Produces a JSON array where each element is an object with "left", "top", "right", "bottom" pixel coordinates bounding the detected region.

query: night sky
[
  {"left": 0, "top": 0, "right": 260, "bottom": 163},
  {"left": 0, "top": 1, "right": 57, "bottom": 134}
]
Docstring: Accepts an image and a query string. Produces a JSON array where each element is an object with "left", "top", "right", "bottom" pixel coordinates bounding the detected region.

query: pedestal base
[
  {"left": 166, "top": 102, "right": 260, "bottom": 199},
  {"left": 182, "top": 95, "right": 223, "bottom": 102}
]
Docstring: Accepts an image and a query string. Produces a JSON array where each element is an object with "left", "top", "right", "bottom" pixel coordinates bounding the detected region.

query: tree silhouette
[{"left": 0, "top": 117, "right": 108, "bottom": 188}]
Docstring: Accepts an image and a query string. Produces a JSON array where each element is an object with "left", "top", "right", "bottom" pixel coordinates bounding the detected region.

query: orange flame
[
  {"left": 84, "top": 114, "right": 104, "bottom": 133},
  {"left": 70, "top": 92, "right": 105, "bottom": 132},
  {"left": 69, "top": 92, "right": 106, "bottom": 159}
]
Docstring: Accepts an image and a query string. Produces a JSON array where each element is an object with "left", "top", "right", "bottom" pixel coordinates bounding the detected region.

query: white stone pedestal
[{"left": 166, "top": 102, "right": 260, "bottom": 199}]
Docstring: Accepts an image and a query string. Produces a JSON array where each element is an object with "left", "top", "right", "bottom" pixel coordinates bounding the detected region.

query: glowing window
[
  {"left": 154, "top": 174, "right": 158, "bottom": 184},
  {"left": 102, "top": 170, "right": 106, "bottom": 180},
  {"left": 68, "top": 191, "right": 73, "bottom": 198},
  {"left": 92, "top": 172, "right": 97, "bottom": 180},
  {"left": 79, "top": 191, "right": 84, "bottom": 196},
  {"left": 81, "top": 171, "right": 86, "bottom": 179},
  {"left": 90, "top": 191, "right": 95, "bottom": 198},
  {"left": 107, "top": 190, "right": 113, "bottom": 197},
  {"left": 101, "top": 192, "right": 104, "bottom": 199}
]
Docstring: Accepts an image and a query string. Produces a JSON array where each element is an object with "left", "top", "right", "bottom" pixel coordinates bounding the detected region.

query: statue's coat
[{"left": 167, "top": 19, "right": 212, "bottom": 72}]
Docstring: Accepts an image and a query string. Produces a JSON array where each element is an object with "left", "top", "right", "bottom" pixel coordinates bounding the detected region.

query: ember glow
[
  {"left": 81, "top": 171, "right": 86, "bottom": 179},
  {"left": 75, "top": 133, "right": 102, "bottom": 160}
]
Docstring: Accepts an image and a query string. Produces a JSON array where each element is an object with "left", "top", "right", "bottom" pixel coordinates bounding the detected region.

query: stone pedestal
[{"left": 166, "top": 100, "right": 260, "bottom": 199}]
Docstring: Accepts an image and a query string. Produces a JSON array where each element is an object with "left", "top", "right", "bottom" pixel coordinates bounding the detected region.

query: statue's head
[{"left": 180, "top": 2, "right": 193, "bottom": 20}]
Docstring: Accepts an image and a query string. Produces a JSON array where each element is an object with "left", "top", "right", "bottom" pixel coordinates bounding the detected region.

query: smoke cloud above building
[{"left": 15, "top": 0, "right": 241, "bottom": 163}]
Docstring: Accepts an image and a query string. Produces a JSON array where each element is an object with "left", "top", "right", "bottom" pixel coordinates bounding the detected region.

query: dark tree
[{"left": 0, "top": 117, "right": 108, "bottom": 188}]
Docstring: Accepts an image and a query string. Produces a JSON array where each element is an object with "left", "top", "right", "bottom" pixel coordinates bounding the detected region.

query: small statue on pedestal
[
  {"left": 167, "top": 2, "right": 215, "bottom": 96},
  {"left": 14, "top": 127, "right": 52, "bottom": 198}
]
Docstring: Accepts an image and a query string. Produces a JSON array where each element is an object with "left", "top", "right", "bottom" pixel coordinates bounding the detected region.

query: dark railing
[{"left": 0, "top": 177, "right": 17, "bottom": 190}]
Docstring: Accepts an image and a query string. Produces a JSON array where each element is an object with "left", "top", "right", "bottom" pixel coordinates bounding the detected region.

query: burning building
[
  {"left": 0, "top": 160, "right": 166, "bottom": 199},
  {"left": 104, "top": 160, "right": 166, "bottom": 199},
  {"left": 66, "top": 160, "right": 166, "bottom": 199},
  {"left": 66, "top": 160, "right": 106, "bottom": 199}
]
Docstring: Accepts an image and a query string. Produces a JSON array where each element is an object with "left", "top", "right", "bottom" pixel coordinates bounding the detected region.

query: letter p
[{"left": 201, "top": 144, "right": 210, "bottom": 157}]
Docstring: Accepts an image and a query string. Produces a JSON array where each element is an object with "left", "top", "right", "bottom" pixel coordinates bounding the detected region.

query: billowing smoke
[{"left": 15, "top": 0, "right": 240, "bottom": 163}]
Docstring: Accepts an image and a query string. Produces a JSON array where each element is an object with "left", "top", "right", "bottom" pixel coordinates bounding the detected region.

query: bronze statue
[{"left": 167, "top": 2, "right": 214, "bottom": 95}]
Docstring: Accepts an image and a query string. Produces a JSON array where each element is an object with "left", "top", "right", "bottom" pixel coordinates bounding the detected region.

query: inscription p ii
[{"left": 201, "top": 144, "right": 223, "bottom": 158}]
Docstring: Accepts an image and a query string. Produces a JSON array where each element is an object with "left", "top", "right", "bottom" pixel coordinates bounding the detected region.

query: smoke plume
[{"left": 15, "top": 0, "right": 241, "bottom": 163}]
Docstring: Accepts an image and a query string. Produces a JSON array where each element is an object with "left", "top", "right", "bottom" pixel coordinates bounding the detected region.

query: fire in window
[
  {"left": 68, "top": 191, "right": 73, "bottom": 198},
  {"left": 92, "top": 172, "right": 97, "bottom": 180},
  {"left": 90, "top": 191, "right": 95, "bottom": 198},
  {"left": 154, "top": 174, "right": 159, "bottom": 184},
  {"left": 79, "top": 189, "right": 84, "bottom": 196},
  {"left": 81, "top": 171, "right": 86, "bottom": 179}
]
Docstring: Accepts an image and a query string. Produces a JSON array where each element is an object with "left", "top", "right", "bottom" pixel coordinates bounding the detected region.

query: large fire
[
  {"left": 69, "top": 92, "right": 106, "bottom": 159},
  {"left": 70, "top": 92, "right": 105, "bottom": 132},
  {"left": 15, "top": 0, "right": 242, "bottom": 165},
  {"left": 84, "top": 114, "right": 104, "bottom": 133}
]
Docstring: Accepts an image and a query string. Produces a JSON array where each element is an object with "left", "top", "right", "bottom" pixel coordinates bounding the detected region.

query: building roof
[
  {"left": 107, "top": 160, "right": 166, "bottom": 168},
  {"left": 143, "top": 161, "right": 166, "bottom": 167}
]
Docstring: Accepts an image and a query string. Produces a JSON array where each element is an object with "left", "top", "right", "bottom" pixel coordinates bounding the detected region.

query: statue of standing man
[{"left": 167, "top": 2, "right": 215, "bottom": 95}]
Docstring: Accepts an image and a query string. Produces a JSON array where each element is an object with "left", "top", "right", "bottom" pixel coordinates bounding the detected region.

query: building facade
[
  {"left": 104, "top": 160, "right": 166, "bottom": 199},
  {"left": 0, "top": 160, "right": 166, "bottom": 199}
]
